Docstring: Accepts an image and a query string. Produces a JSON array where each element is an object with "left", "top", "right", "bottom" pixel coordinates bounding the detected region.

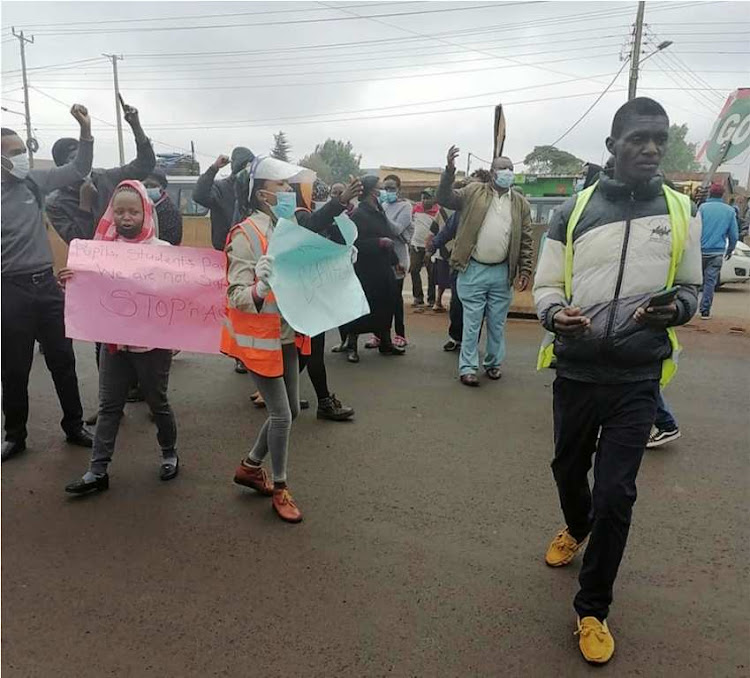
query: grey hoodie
[{"left": 1, "top": 138, "right": 93, "bottom": 275}]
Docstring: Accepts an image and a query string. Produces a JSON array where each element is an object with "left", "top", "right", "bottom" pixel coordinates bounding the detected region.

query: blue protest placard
[{"left": 267, "top": 214, "right": 370, "bottom": 337}]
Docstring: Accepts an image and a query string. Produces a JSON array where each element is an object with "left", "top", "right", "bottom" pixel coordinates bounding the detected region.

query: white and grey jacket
[{"left": 533, "top": 174, "right": 703, "bottom": 384}]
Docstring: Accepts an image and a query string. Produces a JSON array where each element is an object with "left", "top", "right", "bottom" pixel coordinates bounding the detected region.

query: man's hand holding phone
[{"left": 634, "top": 286, "right": 679, "bottom": 327}]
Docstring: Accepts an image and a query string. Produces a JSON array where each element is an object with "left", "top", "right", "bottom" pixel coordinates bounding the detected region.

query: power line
[
  {"left": 27, "top": 3, "right": 537, "bottom": 36},
  {"left": 20, "top": 50, "right": 628, "bottom": 91},
  {"left": 549, "top": 59, "right": 631, "bottom": 147},
  {"left": 31, "top": 72, "right": 627, "bottom": 131},
  {"left": 8, "top": 1, "right": 425, "bottom": 29},
  {"left": 16, "top": 44, "right": 632, "bottom": 86}
]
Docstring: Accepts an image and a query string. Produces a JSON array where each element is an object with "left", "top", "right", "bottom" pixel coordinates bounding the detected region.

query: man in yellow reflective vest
[{"left": 533, "top": 98, "right": 703, "bottom": 664}]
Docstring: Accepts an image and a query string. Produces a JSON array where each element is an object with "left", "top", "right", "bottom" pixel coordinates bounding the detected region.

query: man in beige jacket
[{"left": 437, "top": 146, "right": 533, "bottom": 386}]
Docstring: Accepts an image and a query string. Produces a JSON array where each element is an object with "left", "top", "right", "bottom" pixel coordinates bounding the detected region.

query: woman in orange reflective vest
[{"left": 221, "top": 157, "right": 314, "bottom": 523}]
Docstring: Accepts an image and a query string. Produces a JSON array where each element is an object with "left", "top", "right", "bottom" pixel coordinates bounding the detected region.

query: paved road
[{"left": 2, "top": 310, "right": 748, "bottom": 677}]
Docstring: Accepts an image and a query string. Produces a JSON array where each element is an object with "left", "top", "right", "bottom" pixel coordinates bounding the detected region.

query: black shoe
[
  {"left": 443, "top": 339, "right": 460, "bottom": 352},
  {"left": 317, "top": 394, "right": 355, "bottom": 421},
  {"left": 331, "top": 342, "right": 347, "bottom": 353},
  {"left": 126, "top": 387, "right": 145, "bottom": 403},
  {"left": 379, "top": 344, "right": 406, "bottom": 356},
  {"left": 347, "top": 351, "right": 360, "bottom": 364},
  {"left": 65, "top": 473, "right": 109, "bottom": 495},
  {"left": 1, "top": 440, "right": 27, "bottom": 462},
  {"left": 160, "top": 456, "right": 179, "bottom": 481},
  {"left": 85, "top": 412, "right": 98, "bottom": 426},
  {"left": 66, "top": 427, "right": 94, "bottom": 448},
  {"left": 299, "top": 399, "right": 310, "bottom": 410},
  {"left": 234, "top": 359, "right": 248, "bottom": 374}
]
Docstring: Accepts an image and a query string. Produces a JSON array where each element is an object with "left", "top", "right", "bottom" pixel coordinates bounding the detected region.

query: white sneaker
[{"left": 646, "top": 427, "right": 681, "bottom": 448}]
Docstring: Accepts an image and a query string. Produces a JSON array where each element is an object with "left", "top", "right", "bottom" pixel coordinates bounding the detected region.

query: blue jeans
[
  {"left": 654, "top": 392, "right": 678, "bottom": 431},
  {"left": 700, "top": 253, "right": 723, "bottom": 315},
  {"left": 456, "top": 259, "right": 512, "bottom": 376}
]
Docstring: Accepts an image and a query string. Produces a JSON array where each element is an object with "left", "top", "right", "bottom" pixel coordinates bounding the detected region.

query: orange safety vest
[{"left": 220, "top": 217, "right": 311, "bottom": 378}]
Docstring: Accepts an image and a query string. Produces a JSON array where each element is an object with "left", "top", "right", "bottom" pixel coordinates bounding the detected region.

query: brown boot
[
  {"left": 272, "top": 488, "right": 303, "bottom": 523},
  {"left": 233, "top": 462, "right": 273, "bottom": 496}
]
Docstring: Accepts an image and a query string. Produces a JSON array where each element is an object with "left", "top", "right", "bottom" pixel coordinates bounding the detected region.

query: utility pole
[
  {"left": 11, "top": 28, "right": 35, "bottom": 168},
  {"left": 466, "top": 152, "right": 472, "bottom": 178},
  {"left": 104, "top": 53, "right": 125, "bottom": 166},
  {"left": 628, "top": 1, "right": 646, "bottom": 100}
]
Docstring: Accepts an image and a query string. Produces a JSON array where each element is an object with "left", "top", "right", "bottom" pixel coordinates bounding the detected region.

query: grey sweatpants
[
  {"left": 248, "top": 343, "right": 300, "bottom": 484},
  {"left": 90, "top": 348, "right": 176, "bottom": 475}
]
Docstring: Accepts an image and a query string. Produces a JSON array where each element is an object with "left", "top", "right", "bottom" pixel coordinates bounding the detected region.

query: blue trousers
[
  {"left": 456, "top": 259, "right": 512, "bottom": 376},
  {"left": 654, "top": 392, "right": 678, "bottom": 431},
  {"left": 700, "top": 253, "right": 723, "bottom": 315}
]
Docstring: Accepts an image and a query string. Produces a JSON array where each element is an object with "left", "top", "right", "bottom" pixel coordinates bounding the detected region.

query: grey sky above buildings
[{"left": 1, "top": 0, "right": 748, "bottom": 179}]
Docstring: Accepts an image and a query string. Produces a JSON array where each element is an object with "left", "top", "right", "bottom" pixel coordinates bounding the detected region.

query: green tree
[
  {"left": 300, "top": 139, "right": 361, "bottom": 183},
  {"left": 661, "top": 123, "right": 701, "bottom": 173},
  {"left": 523, "top": 145, "right": 584, "bottom": 174},
  {"left": 271, "top": 131, "right": 291, "bottom": 162}
]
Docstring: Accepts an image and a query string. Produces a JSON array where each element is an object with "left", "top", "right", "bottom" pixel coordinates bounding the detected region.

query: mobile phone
[
  {"left": 117, "top": 92, "right": 127, "bottom": 110},
  {"left": 647, "top": 286, "right": 680, "bottom": 308}
]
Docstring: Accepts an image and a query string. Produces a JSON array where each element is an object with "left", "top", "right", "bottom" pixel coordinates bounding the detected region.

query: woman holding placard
[
  {"left": 61, "top": 180, "right": 179, "bottom": 495},
  {"left": 222, "top": 157, "right": 315, "bottom": 524}
]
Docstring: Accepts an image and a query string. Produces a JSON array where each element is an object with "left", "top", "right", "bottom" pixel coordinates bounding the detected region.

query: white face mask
[
  {"left": 494, "top": 168, "right": 514, "bottom": 189},
  {"left": 3, "top": 153, "right": 30, "bottom": 180}
]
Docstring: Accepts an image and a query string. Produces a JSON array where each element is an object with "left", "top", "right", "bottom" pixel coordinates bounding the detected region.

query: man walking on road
[
  {"left": 1, "top": 107, "right": 96, "bottom": 462},
  {"left": 437, "top": 149, "right": 532, "bottom": 386},
  {"left": 697, "top": 182, "right": 738, "bottom": 319},
  {"left": 533, "top": 97, "right": 703, "bottom": 664},
  {"left": 410, "top": 188, "right": 443, "bottom": 309}
]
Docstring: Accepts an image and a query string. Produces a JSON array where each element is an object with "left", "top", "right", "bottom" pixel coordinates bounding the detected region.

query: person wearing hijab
[
  {"left": 573, "top": 163, "right": 603, "bottom": 193},
  {"left": 143, "top": 170, "right": 183, "bottom": 245},
  {"left": 61, "top": 181, "right": 179, "bottom": 495},
  {"left": 340, "top": 175, "right": 406, "bottom": 363},
  {"left": 45, "top": 101, "right": 156, "bottom": 244},
  {"left": 193, "top": 147, "right": 255, "bottom": 251},
  {"left": 223, "top": 156, "right": 317, "bottom": 523}
]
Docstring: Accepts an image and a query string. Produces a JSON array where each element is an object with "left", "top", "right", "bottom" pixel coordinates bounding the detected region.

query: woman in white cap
[{"left": 220, "top": 156, "right": 316, "bottom": 523}]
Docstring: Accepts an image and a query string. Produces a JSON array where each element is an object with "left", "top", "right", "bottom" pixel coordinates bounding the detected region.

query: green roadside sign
[{"left": 704, "top": 88, "right": 750, "bottom": 163}]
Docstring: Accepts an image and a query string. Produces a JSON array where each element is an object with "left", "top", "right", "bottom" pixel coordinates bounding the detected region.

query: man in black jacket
[
  {"left": 193, "top": 147, "right": 255, "bottom": 250},
  {"left": 533, "top": 98, "right": 702, "bottom": 664},
  {"left": 45, "top": 102, "right": 155, "bottom": 243}
]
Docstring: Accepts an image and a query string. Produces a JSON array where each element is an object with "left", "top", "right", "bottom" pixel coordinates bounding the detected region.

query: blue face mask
[
  {"left": 378, "top": 189, "right": 388, "bottom": 204},
  {"left": 271, "top": 190, "right": 297, "bottom": 220},
  {"left": 573, "top": 179, "right": 585, "bottom": 193},
  {"left": 383, "top": 190, "right": 398, "bottom": 204},
  {"left": 494, "top": 169, "right": 514, "bottom": 189},
  {"left": 146, "top": 187, "right": 162, "bottom": 202}
]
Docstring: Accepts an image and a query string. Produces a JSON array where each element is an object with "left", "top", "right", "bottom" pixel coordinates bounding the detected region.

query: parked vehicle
[{"left": 719, "top": 240, "right": 750, "bottom": 286}]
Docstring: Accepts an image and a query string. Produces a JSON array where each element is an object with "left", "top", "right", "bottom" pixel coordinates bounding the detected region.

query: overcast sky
[{"left": 2, "top": 0, "right": 748, "bottom": 180}]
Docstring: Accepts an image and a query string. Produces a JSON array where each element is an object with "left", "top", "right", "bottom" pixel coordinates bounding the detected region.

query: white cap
[{"left": 248, "top": 156, "right": 316, "bottom": 198}]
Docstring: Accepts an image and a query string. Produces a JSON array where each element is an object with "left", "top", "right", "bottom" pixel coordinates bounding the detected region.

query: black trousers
[
  {"left": 552, "top": 376, "right": 659, "bottom": 621},
  {"left": 448, "top": 270, "right": 463, "bottom": 342},
  {"left": 409, "top": 246, "right": 435, "bottom": 305},
  {"left": 393, "top": 277, "right": 405, "bottom": 338},
  {"left": 1, "top": 269, "right": 84, "bottom": 443},
  {"left": 298, "top": 333, "right": 329, "bottom": 403}
]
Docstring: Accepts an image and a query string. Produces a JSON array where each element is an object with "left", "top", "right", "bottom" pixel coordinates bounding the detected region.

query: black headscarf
[
  {"left": 230, "top": 147, "right": 255, "bottom": 176},
  {"left": 147, "top": 170, "right": 168, "bottom": 189},
  {"left": 52, "top": 137, "right": 79, "bottom": 167}
]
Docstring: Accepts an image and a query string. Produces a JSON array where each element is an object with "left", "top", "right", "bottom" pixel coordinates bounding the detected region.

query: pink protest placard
[{"left": 64, "top": 239, "right": 227, "bottom": 353}]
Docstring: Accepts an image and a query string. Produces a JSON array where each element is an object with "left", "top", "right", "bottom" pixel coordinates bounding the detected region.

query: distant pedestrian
[
  {"left": 1, "top": 108, "right": 95, "bottom": 463},
  {"left": 62, "top": 181, "right": 178, "bottom": 495},
  {"left": 646, "top": 393, "right": 681, "bottom": 447},
  {"left": 380, "top": 173, "right": 413, "bottom": 348},
  {"left": 437, "top": 148, "right": 533, "bottom": 386},
  {"left": 410, "top": 187, "right": 446, "bottom": 310},
  {"left": 697, "top": 182, "right": 738, "bottom": 319},
  {"left": 342, "top": 175, "right": 406, "bottom": 363},
  {"left": 144, "top": 170, "right": 183, "bottom": 245}
]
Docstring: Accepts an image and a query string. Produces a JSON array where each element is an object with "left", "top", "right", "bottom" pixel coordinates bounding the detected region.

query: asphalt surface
[{"left": 2, "top": 297, "right": 748, "bottom": 677}]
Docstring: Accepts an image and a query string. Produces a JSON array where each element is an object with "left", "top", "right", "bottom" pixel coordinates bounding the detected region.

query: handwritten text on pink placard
[{"left": 65, "top": 239, "right": 227, "bottom": 353}]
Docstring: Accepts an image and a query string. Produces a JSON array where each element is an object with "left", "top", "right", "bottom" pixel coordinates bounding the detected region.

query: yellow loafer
[
  {"left": 576, "top": 616, "right": 615, "bottom": 664},
  {"left": 545, "top": 528, "right": 586, "bottom": 567}
]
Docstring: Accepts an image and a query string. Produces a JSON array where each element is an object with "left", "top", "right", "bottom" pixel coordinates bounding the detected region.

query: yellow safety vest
[{"left": 536, "top": 182, "right": 690, "bottom": 388}]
